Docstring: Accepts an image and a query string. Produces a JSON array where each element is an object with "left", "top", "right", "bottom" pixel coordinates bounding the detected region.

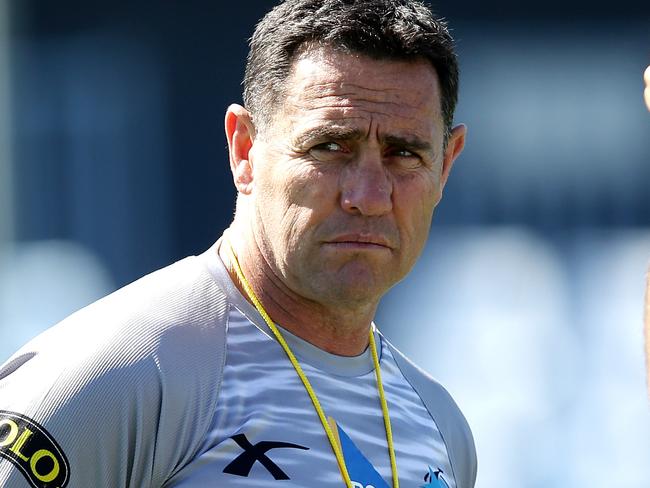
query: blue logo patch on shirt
[
  {"left": 329, "top": 418, "right": 390, "bottom": 488},
  {"left": 421, "top": 466, "right": 450, "bottom": 488}
]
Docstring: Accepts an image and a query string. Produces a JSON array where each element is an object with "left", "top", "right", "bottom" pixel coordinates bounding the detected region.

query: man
[{"left": 0, "top": 1, "right": 476, "bottom": 487}]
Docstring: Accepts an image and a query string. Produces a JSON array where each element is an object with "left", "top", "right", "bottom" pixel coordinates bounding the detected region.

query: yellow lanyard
[{"left": 224, "top": 240, "right": 399, "bottom": 488}]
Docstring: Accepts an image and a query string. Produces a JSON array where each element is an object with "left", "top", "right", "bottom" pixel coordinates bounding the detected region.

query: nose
[{"left": 340, "top": 156, "right": 393, "bottom": 216}]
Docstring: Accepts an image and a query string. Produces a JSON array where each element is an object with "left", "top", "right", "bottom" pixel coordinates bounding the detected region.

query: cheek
[
  {"left": 283, "top": 163, "right": 340, "bottom": 214},
  {"left": 268, "top": 165, "right": 339, "bottom": 243},
  {"left": 394, "top": 176, "right": 440, "bottom": 251}
]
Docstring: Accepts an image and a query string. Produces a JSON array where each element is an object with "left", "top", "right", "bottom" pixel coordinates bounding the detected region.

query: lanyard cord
[
  {"left": 224, "top": 240, "right": 399, "bottom": 488},
  {"left": 369, "top": 328, "right": 399, "bottom": 488}
]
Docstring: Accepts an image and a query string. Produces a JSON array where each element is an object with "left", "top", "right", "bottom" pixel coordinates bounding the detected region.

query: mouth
[{"left": 324, "top": 234, "right": 393, "bottom": 251}]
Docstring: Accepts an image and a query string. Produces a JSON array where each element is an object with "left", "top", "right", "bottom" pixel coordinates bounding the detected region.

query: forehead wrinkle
[
  {"left": 307, "top": 97, "right": 418, "bottom": 113},
  {"left": 295, "top": 81, "right": 427, "bottom": 108},
  {"left": 302, "top": 79, "right": 425, "bottom": 94},
  {"left": 291, "top": 116, "right": 435, "bottom": 151},
  {"left": 286, "top": 100, "right": 427, "bottom": 128},
  {"left": 314, "top": 108, "right": 434, "bottom": 136}
]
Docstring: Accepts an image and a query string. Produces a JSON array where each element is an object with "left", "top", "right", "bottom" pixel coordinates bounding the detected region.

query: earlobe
[
  {"left": 440, "top": 123, "right": 467, "bottom": 188},
  {"left": 225, "top": 104, "right": 256, "bottom": 194}
]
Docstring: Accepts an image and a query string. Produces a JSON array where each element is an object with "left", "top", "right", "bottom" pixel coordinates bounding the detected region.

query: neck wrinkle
[{"left": 220, "top": 227, "right": 375, "bottom": 356}]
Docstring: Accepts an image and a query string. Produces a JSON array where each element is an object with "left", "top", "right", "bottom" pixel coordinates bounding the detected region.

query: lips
[{"left": 325, "top": 233, "right": 393, "bottom": 250}]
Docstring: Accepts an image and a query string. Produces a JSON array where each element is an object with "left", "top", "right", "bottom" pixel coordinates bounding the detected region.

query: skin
[
  {"left": 645, "top": 66, "right": 650, "bottom": 111},
  {"left": 615, "top": 68, "right": 648, "bottom": 394},
  {"left": 223, "top": 47, "right": 466, "bottom": 356}
]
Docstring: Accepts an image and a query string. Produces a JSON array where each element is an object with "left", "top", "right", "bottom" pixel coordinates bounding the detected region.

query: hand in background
[{"left": 645, "top": 66, "right": 650, "bottom": 111}]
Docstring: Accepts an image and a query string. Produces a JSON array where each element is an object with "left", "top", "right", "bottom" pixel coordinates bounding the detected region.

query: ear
[
  {"left": 440, "top": 123, "right": 467, "bottom": 190},
  {"left": 225, "top": 104, "right": 256, "bottom": 194}
]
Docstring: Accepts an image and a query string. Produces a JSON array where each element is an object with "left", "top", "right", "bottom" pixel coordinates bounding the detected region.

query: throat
[{"left": 219, "top": 236, "right": 375, "bottom": 356}]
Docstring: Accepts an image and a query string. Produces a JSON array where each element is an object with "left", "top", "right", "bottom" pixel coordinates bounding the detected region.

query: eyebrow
[
  {"left": 383, "top": 135, "right": 433, "bottom": 153},
  {"left": 292, "top": 126, "right": 364, "bottom": 147},
  {"left": 293, "top": 125, "right": 434, "bottom": 154}
]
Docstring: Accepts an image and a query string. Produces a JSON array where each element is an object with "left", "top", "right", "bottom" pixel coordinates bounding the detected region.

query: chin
[
  {"left": 325, "top": 287, "right": 382, "bottom": 309},
  {"left": 331, "top": 273, "right": 390, "bottom": 305},
  {"left": 302, "top": 257, "right": 397, "bottom": 304}
]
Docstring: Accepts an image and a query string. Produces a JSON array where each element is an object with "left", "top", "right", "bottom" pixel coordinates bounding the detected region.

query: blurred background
[{"left": 0, "top": 0, "right": 649, "bottom": 486}]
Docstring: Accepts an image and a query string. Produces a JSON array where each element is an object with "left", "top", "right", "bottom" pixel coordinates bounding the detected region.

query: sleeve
[
  {"left": 0, "top": 338, "right": 163, "bottom": 488},
  {"left": 0, "top": 262, "right": 229, "bottom": 488}
]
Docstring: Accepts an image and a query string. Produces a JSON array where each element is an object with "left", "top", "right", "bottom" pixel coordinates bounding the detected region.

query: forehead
[{"left": 278, "top": 48, "right": 443, "bottom": 139}]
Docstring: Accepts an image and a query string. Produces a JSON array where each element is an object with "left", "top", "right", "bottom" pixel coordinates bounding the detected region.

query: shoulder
[
  {"left": 0, "top": 249, "right": 232, "bottom": 485},
  {"left": 383, "top": 336, "right": 477, "bottom": 488},
  {"left": 18, "top": 252, "right": 229, "bottom": 369}
]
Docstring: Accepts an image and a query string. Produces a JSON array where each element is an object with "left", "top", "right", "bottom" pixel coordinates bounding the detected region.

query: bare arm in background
[
  {"left": 645, "top": 66, "right": 650, "bottom": 111},
  {"left": 645, "top": 67, "right": 650, "bottom": 396}
]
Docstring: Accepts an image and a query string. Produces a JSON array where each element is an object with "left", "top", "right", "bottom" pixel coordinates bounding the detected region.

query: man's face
[{"left": 245, "top": 48, "right": 464, "bottom": 308}]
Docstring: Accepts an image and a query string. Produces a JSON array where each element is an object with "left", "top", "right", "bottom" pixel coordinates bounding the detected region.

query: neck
[{"left": 220, "top": 226, "right": 378, "bottom": 356}]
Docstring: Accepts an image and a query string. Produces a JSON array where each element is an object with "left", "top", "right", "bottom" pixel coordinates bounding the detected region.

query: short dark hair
[{"left": 244, "top": 0, "right": 459, "bottom": 137}]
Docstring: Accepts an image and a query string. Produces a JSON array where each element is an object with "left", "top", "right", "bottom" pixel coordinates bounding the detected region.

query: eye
[
  {"left": 308, "top": 141, "right": 349, "bottom": 162},
  {"left": 393, "top": 148, "right": 416, "bottom": 158},
  {"left": 386, "top": 147, "right": 423, "bottom": 169},
  {"left": 314, "top": 141, "right": 343, "bottom": 152}
]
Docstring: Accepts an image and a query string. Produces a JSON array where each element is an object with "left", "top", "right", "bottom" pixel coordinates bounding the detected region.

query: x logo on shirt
[{"left": 223, "top": 433, "right": 309, "bottom": 480}]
